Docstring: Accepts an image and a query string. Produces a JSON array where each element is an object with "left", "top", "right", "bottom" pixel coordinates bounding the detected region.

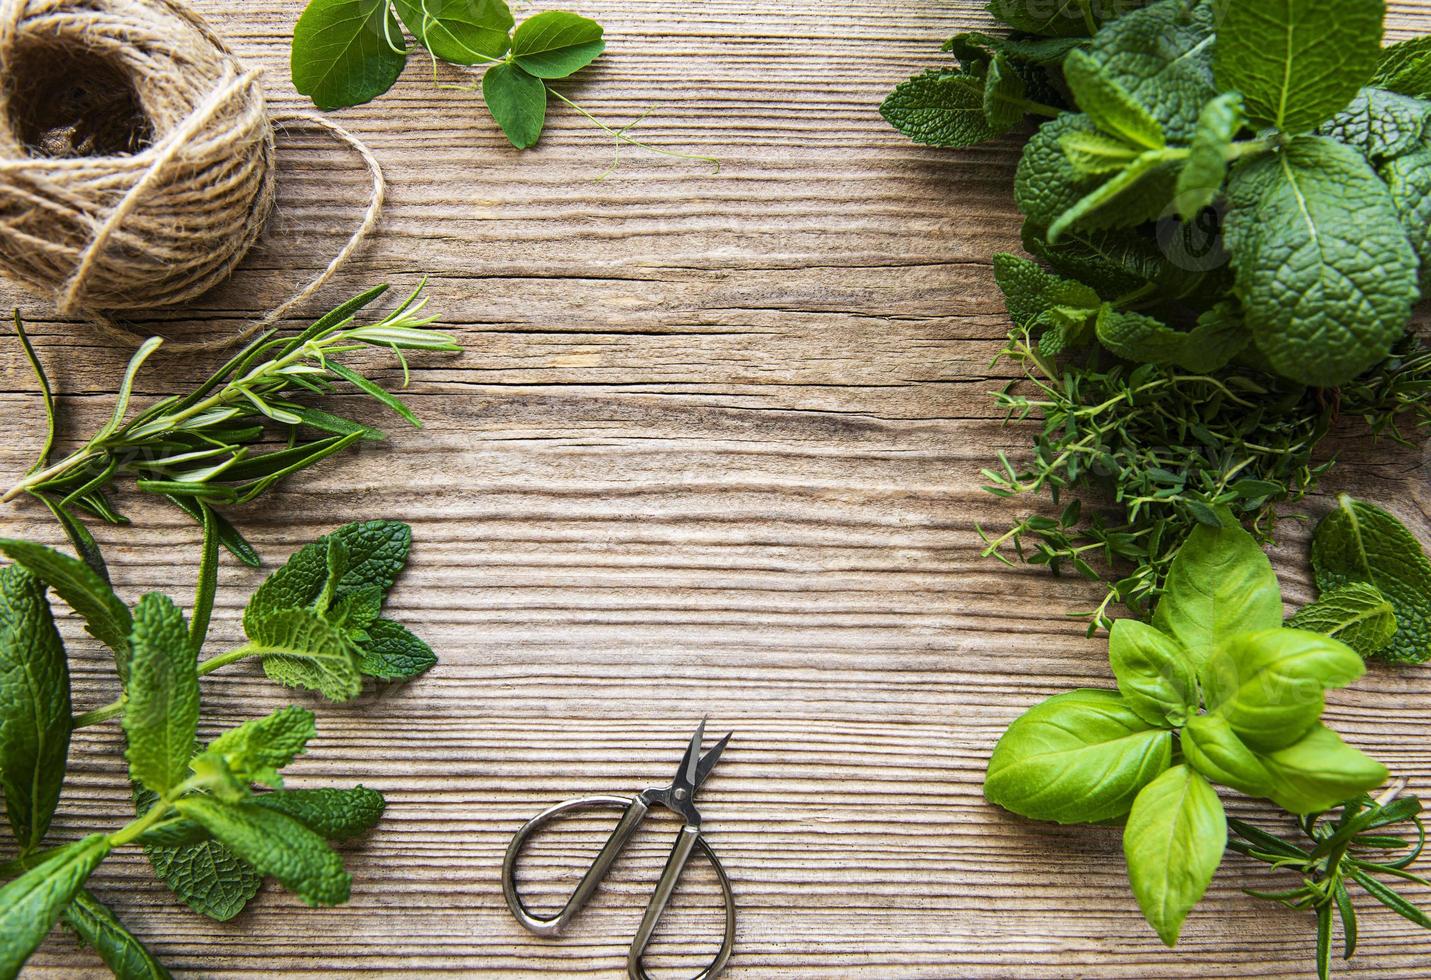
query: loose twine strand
[{"left": 0, "top": 0, "right": 384, "bottom": 354}]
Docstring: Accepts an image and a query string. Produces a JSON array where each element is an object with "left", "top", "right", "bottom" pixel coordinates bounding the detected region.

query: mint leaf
[
  {"left": 1380, "top": 144, "right": 1431, "bottom": 291},
  {"left": 991, "top": 252, "right": 1101, "bottom": 354},
  {"left": 1223, "top": 136, "right": 1418, "bottom": 386},
  {"left": 1288, "top": 582, "right": 1398, "bottom": 659},
  {"left": 252, "top": 786, "right": 386, "bottom": 841},
  {"left": 1047, "top": 148, "right": 1173, "bottom": 242},
  {"left": 987, "top": 0, "right": 1143, "bottom": 37},
  {"left": 0, "top": 566, "right": 70, "bottom": 851},
  {"left": 510, "top": 10, "right": 604, "bottom": 78},
  {"left": 0, "top": 834, "right": 111, "bottom": 975},
  {"left": 144, "top": 838, "right": 260, "bottom": 922},
  {"left": 1213, "top": 0, "right": 1382, "bottom": 134},
  {"left": 1175, "top": 93, "right": 1244, "bottom": 219},
  {"left": 292, "top": 0, "right": 407, "bottom": 111},
  {"left": 356, "top": 618, "right": 437, "bottom": 679},
  {"left": 983, "top": 55, "right": 1028, "bottom": 131},
  {"left": 1084, "top": 0, "right": 1216, "bottom": 142},
  {"left": 482, "top": 61, "right": 547, "bottom": 149},
  {"left": 1095, "top": 302, "right": 1248, "bottom": 373},
  {"left": 1063, "top": 49, "right": 1165, "bottom": 150},
  {"left": 945, "top": 31, "right": 1083, "bottom": 67},
  {"left": 174, "top": 797, "right": 351, "bottom": 907},
  {"left": 62, "top": 888, "right": 172, "bottom": 980},
  {"left": 1152, "top": 518, "right": 1281, "bottom": 663},
  {"left": 244, "top": 520, "right": 411, "bottom": 633},
  {"left": 1022, "top": 221, "right": 1224, "bottom": 300},
  {"left": 1374, "top": 36, "right": 1431, "bottom": 98},
  {"left": 199, "top": 706, "right": 317, "bottom": 789},
  {"left": 879, "top": 70, "right": 1003, "bottom": 148},
  {"left": 1123, "top": 765, "right": 1225, "bottom": 946},
  {"left": 1316, "top": 87, "right": 1431, "bottom": 161},
  {"left": 122, "top": 594, "right": 199, "bottom": 796},
  {"left": 1311, "top": 495, "right": 1431, "bottom": 664},
  {"left": 1017, "top": 114, "right": 1173, "bottom": 233},
  {"left": 0, "top": 538, "right": 132, "bottom": 672},
  {"left": 248, "top": 607, "right": 362, "bottom": 702},
  {"left": 1060, "top": 130, "right": 1141, "bottom": 176},
  {"left": 392, "top": 0, "right": 513, "bottom": 65},
  {"left": 331, "top": 585, "right": 383, "bottom": 635}
]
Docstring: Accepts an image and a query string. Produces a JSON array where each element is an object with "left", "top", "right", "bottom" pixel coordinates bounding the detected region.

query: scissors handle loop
[{"left": 627, "top": 822, "right": 736, "bottom": 980}]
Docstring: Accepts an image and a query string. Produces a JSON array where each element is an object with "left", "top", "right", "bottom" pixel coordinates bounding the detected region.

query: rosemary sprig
[
  {"left": 5, "top": 283, "right": 459, "bottom": 575},
  {"left": 1228, "top": 786, "right": 1431, "bottom": 980}
]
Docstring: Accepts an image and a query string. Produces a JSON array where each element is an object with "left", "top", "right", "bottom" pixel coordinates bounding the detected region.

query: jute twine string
[{"left": 0, "top": 0, "right": 384, "bottom": 353}]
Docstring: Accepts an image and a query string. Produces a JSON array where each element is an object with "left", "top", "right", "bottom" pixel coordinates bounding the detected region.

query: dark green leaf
[
  {"left": 62, "top": 889, "right": 172, "bottom": 980},
  {"left": 252, "top": 786, "right": 386, "bottom": 840},
  {"left": 1316, "top": 87, "right": 1431, "bottom": 161},
  {"left": 0, "top": 538, "right": 132, "bottom": 669},
  {"left": 291, "top": 0, "right": 407, "bottom": 111},
  {"left": 481, "top": 61, "right": 548, "bottom": 148},
  {"left": 356, "top": 618, "right": 437, "bottom": 679},
  {"left": 244, "top": 520, "right": 411, "bottom": 631},
  {"left": 1095, "top": 303, "right": 1248, "bottom": 373},
  {"left": 1352, "top": 868, "right": 1431, "bottom": 928},
  {"left": 987, "top": 0, "right": 1144, "bottom": 37},
  {"left": 248, "top": 608, "right": 362, "bottom": 702},
  {"left": 0, "top": 834, "right": 110, "bottom": 977},
  {"left": 1288, "top": 582, "right": 1398, "bottom": 659},
  {"left": 392, "top": 0, "right": 513, "bottom": 65},
  {"left": 1380, "top": 145, "right": 1431, "bottom": 292},
  {"left": 880, "top": 70, "right": 1005, "bottom": 148},
  {"left": 144, "top": 838, "right": 260, "bottom": 922},
  {"left": 122, "top": 594, "right": 199, "bottom": 795},
  {"left": 983, "top": 55, "right": 1027, "bottom": 131},
  {"left": 510, "top": 10, "right": 605, "bottom": 78},
  {"left": 1373, "top": 36, "right": 1431, "bottom": 99}
]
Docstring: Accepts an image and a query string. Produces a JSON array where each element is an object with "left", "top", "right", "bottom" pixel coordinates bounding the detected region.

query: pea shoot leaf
[
  {"left": 292, "top": 0, "right": 408, "bottom": 111},
  {"left": 1288, "top": 582, "right": 1397, "bottom": 659},
  {"left": 482, "top": 61, "right": 548, "bottom": 149},
  {"left": 510, "top": 10, "right": 605, "bottom": 79},
  {"left": 391, "top": 0, "right": 513, "bottom": 65}
]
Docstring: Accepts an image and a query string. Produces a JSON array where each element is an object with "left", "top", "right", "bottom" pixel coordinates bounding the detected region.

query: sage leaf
[
  {"left": 391, "top": 0, "right": 513, "bottom": 65},
  {"left": 1123, "top": 765, "right": 1226, "bottom": 947},
  {"left": 62, "top": 888, "right": 172, "bottom": 980},
  {"left": 122, "top": 595, "right": 199, "bottom": 796},
  {"left": 482, "top": 61, "right": 548, "bottom": 148},
  {"left": 1288, "top": 582, "right": 1397, "bottom": 659},
  {"left": 0, "top": 566, "right": 70, "bottom": 851},
  {"left": 1107, "top": 619, "right": 1195, "bottom": 728},
  {"left": 1213, "top": 0, "right": 1383, "bottom": 134},
  {"left": 985, "top": 689, "right": 1173, "bottom": 825},
  {"left": 174, "top": 797, "right": 351, "bottom": 907},
  {"left": 0, "top": 538, "right": 132, "bottom": 671},
  {"left": 1175, "top": 93, "right": 1244, "bottom": 219},
  {"left": 247, "top": 607, "right": 362, "bottom": 702},
  {"left": 1063, "top": 49, "right": 1165, "bottom": 150},
  {"left": 1200, "top": 628, "right": 1364, "bottom": 752},
  {"left": 1152, "top": 519, "right": 1281, "bottom": 663},
  {"left": 1256, "top": 724, "right": 1388, "bottom": 815},
  {"left": 1311, "top": 495, "right": 1431, "bottom": 664},
  {"left": 1180, "top": 712, "right": 1276, "bottom": 799},
  {"left": 144, "top": 838, "right": 260, "bottom": 922},
  {"left": 0, "top": 834, "right": 111, "bottom": 977},
  {"left": 510, "top": 10, "right": 605, "bottom": 79},
  {"left": 357, "top": 618, "right": 437, "bottom": 679},
  {"left": 1373, "top": 35, "right": 1431, "bottom": 98},
  {"left": 879, "top": 70, "right": 1003, "bottom": 148},
  {"left": 292, "top": 0, "right": 408, "bottom": 111}
]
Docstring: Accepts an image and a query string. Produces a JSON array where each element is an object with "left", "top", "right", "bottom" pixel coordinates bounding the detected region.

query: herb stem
[
  {"left": 72, "top": 643, "right": 260, "bottom": 729},
  {"left": 546, "top": 88, "right": 722, "bottom": 173}
]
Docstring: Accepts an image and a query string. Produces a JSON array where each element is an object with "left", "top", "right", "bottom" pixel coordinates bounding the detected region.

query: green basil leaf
[
  {"left": 122, "top": 594, "right": 199, "bottom": 796},
  {"left": 174, "top": 797, "right": 351, "bottom": 907},
  {"left": 198, "top": 706, "right": 317, "bottom": 789},
  {"left": 510, "top": 10, "right": 605, "bottom": 78},
  {"left": 247, "top": 607, "right": 362, "bottom": 703},
  {"left": 292, "top": 0, "right": 407, "bottom": 111},
  {"left": 1152, "top": 518, "right": 1282, "bottom": 662},
  {"left": 1175, "top": 93, "right": 1244, "bottom": 218},
  {"left": 879, "top": 70, "right": 1004, "bottom": 148},
  {"left": 1287, "top": 582, "right": 1398, "bottom": 659},
  {"left": 1181, "top": 712, "right": 1276, "bottom": 798},
  {"left": 1256, "top": 724, "right": 1388, "bottom": 814},
  {"left": 1201, "top": 628, "right": 1364, "bottom": 752},
  {"left": 0, "top": 566, "right": 70, "bottom": 851},
  {"left": 392, "top": 0, "right": 513, "bottom": 65},
  {"left": 1063, "top": 49, "right": 1165, "bottom": 150},
  {"left": 985, "top": 689, "right": 1173, "bottom": 825},
  {"left": 1213, "top": 0, "right": 1383, "bottom": 133},
  {"left": 0, "top": 834, "right": 111, "bottom": 977},
  {"left": 0, "top": 538, "right": 132, "bottom": 672},
  {"left": 482, "top": 61, "right": 548, "bottom": 148},
  {"left": 62, "top": 888, "right": 172, "bottom": 980},
  {"left": 1123, "top": 765, "right": 1226, "bottom": 947},
  {"left": 1310, "top": 495, "right": 1431, "bottom": 664},
  {"left": 144, "top": 838, "right": 260, "bottom": 922},
  {"left": 1107, "top": 619, "right": 1195, "bottom": 727},
  {"left": 356, "top": 618, "right": 437, "bottom": 679}
]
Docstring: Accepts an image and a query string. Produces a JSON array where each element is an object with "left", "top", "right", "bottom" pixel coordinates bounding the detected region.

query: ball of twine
[{"left": 0, "top": 0, "right": 383, "bottom": 352}]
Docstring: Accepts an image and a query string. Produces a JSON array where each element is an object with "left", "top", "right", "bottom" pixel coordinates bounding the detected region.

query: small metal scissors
[{"left": 502, "top": 720, "right": 736, "bottom": 980}]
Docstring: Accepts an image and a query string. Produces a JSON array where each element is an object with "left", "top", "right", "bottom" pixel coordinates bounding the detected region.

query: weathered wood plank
[{"left": 4, "top": 0, "right": 1430, "bottom": 976}]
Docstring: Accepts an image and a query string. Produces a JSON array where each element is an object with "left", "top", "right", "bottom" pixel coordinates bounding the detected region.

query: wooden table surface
[{"left": 6, "top": 1, "right": 1431, "bottom": 976}]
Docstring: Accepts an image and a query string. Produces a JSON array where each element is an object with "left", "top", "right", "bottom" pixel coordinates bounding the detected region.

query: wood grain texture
[{"left": 4, "top": 0, "right": 1431, "bottom": 976}]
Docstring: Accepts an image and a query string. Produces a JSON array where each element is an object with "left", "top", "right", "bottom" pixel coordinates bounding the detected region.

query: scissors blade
[
  {"left": 675, "top": 718, "right": 707, "bottom": 787},
  {"left": 694, "top": 730, "right": 732, "bottom": 790}
]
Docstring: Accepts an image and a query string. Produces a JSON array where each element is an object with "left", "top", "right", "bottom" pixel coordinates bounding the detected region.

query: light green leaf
[
  {"left": 1064, "top": 49, "right": 1165, "bottom": 150},
  {"left": 1176, "top": 93, "right": 1244, "bottom": 219},
  {"left": 0, "top": 834, "right": 111, "bottom": 977},
  {"left": 1107, "top": 619, "right": 1195, "bottom": 728},
  {"left": 1060, "top": 130, "right": 1142, "bottom": 176},
  {"left": 1311, "top": 495, "right": 1431, "bottom": 664},
  {"left": 122, "top": 594, "right": 199, "bottom": 796},
  {"left": 1200, "top": 628, "right": 1365, "bottom": 752},
  {"left": 392, "top": 0, "right": 512, "bottom": 65},
  {"left": 356, "top": 618, "right": 437, "bottom": 679},
  {"left": 985, "top": 689, "right": 1173, "bottom": 825},
  {"left": 1257, "top": 724, "right": 1388, "bottom": 814},
  {"left": 198, "top": 706, "right": 317, "bottom": 789},
  {"left": 144, "top": 838, "right": 260, "bottom": 922},
  {"left": 0, "top": 539, "right": 132, "bottom": 671},
  {"left": 0, "top": 566, "right": 70, "bottom": 851},
  {"left": 1373, "top": 36, "right": 1431, "bottom": 98},
  {"left": 510, "top": 10, "right": 605, "bottom": 78},
  {"left": 1152, "top": 519, "right": 1282, "bottom": 662},
  {"left": 247, "top": 608, "right": 362, "bottom": 702},
  {"left": 1380, "top": 145, "right": 1431, "bottom": 292},
  {"left": 879, "top": 70, "right": 1003, "bottom": 148},
  {"left": 1213, "top": 0, "right": 1383, "bottom": 133},
  {"left": 1046, "top": 148, "right": 1173, "bottom": 243},
  {"left": 291, "top": 0, "right": 407, "bottom": 111},
  {"left": 482, "top": 61, "right": 547, "bottom": 149},
  {"left": 62, "top": 889, "right": 172, "bottom": 980},
  {"left": 1316, "top": 87, "right": 1431, "bottom": 161},
  {"left": 1123, "top": 765, "right": 1226, "bottom": 947},
  {"left": 1180, "top": 712, "right": 1277, "bottom": 798},
  {"left": 174, "top": 797, "right": 351, "bottom": 907},
  {"left": 1288, "top": 582, "right": 1397, "bottom": 659},
  {"left": 244, "top": 521, "right": 411, "bottom": 634}
]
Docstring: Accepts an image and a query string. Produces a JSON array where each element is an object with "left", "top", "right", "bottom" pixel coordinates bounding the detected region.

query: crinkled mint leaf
[
  {"left": 1311, "top": 495, "right": 1431, "bottom": 664},
  {"left": 356, "top": 618, "right": 437, "bottom": 679},
  {"left": 391, "top": 0, "right": 512, "bottom": 66},
  {"left": 1373, "top": 35, "right": 1431, "bottom": 99},
  {"left": 946, "top": 31, "right": 1082, "bottom": 68},
  {"left": 145, "top": 838, "right": 261, "bottom": 921},
  {"left": 292, "top": 0, "right": 407, "bottom": 111},
  {"left": 62, "top": 889, "right": 173, "bottom": 980},
  {"left": 983, "top": 55, "right": 1028, "bottom": 131},
  {"left": 1021, "top": 221, "right": 1225, "bottom": 301},
  {"left": 1288, "top": 582, "right": 1397, "bottom": 659},
  {"left": 0, "top": 835, "right": 111, "bottom": 976},
  {"left": 987, "top": 0, "right": 1145, "bottom": 37},
  {"left": 1213, "top": 0, "right": 1382, "bottom": 134},
  {"left": 1175, "top": 93, "right": 1244, "bottom": 219},
  {"left": 1085, "top": 0, "right": 1216, "bottom": 142},
  {"left": 122, "top": 594, "right": 199, "bottom": 796},
  {"left": 200, "top": 706, "right": 317, "bottom": 788},
  {"left": 1316, "top": 87, "right": 1431, "bottom": 162},
  {"left": 249, "top": 607, "right": 363, "bottom": 702},
  {"left": 1017, "top": 113, "right": 1174, "bottom": 233},
  {"left": 879, "top": 70, "right": 1004, "bottom": 148},
  {"left": 1064, "top": 48, "right": 1165, "bottom": 150},
  {"left": 1095, "top": 302, "right": 1247, "bottom": 373},
  {"left": 244, "top": 520, "right": 411, "bottom": 633},
  {"left": 252, "top": 786, "right": 386, "bottom": 841},
  {"left": 1223, "top": 136, "right": 1418, "bottom": 386},
  {"left": 1380, "top": 144, "right": 1431, "bottom": 291}
]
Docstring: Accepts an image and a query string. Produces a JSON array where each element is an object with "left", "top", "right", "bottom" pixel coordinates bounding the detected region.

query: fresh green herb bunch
[
  {"left": 6, "top": 283, "right": 458, "bottom": 580},
  {"left": 985, "top": 518, "right": 1397, "bottom": 950},
  {"left": 0, "top": 519, "right": 435, "bottom": 975},
  {"left": 291, "top": 0, "right": 717, "bottom": 169},
  {"left": 1230, "top": 790, "right": 1430, "bottom": 980}
]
